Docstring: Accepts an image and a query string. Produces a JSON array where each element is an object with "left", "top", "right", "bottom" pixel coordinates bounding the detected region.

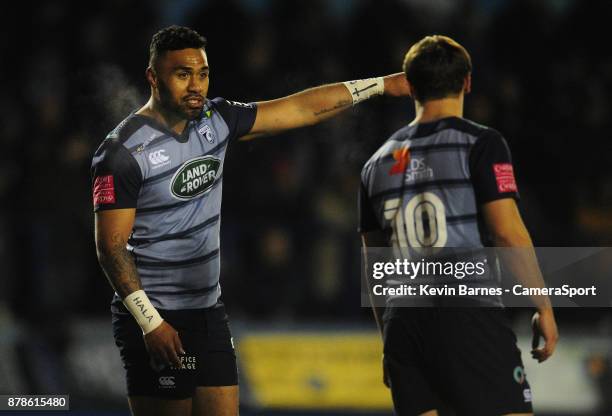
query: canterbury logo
[
  {"left": 159, "top": 376, "right": 175, "bottom": 386},
  {"left": 149, "top": 150, "right": 170, "bottom": 165}
]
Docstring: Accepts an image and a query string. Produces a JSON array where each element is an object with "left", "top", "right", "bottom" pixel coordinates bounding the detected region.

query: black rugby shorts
[
  {"left": 112, "top": 302, "right": 237, "bottom": 399},
  {"left": 383, "top": 308, "right": 533, "bottom": 416}
]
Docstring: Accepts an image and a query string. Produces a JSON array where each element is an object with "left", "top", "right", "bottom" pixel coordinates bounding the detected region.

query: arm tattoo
[
  {"left": 313, "top": 99, "right": 351, "bottom": 116},
  {"left": 97, "top": 232, "right": 142, "bottom": 299}
]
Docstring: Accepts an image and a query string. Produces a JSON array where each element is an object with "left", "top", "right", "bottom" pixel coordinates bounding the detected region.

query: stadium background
[{"left": 1, "top": 0, "right": 611, "bottom": 414}]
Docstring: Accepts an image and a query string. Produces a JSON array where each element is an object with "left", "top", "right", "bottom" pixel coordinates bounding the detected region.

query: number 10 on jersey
[{"left": 384, "top": 192, "right": 448, "bottom": 254}]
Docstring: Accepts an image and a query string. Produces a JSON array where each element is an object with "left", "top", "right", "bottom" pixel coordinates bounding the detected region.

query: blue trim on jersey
[
  {"left": 136, "top": 248, "right": 220, "bottom": 269},
  {"left": 136, "top": 174, "right": 223, "bottom": 215},
  {"left": 144, "top": 282, "right": 219, "bottom": 296},
  {"left": 387, "top": 117, "right": 488, "bottom": 141},
  {"left": 370, "top": 179, "right": 473, "bottom": 200},
  {"left": 126, "top": 134, "right": 172, "bottom": 154},
  {"left": 130, "top": 215, "right": 220, "bottom": 245},
  {"left": 446, "top": 213, "right": 478, "bottom": 224}
]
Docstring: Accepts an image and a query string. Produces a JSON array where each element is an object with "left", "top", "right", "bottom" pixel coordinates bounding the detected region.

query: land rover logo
[{"left": 170, "top": 156, "right": 221, "bottom": 200}]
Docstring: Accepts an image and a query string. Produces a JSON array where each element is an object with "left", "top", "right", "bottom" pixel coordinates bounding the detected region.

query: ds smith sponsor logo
[
  {"left": 405, "top": 158, "right": 434, "bottom": 182},
  {"left": 149, "top": 149, "right": 171, "bottom": 169},
  {"left": 159, "top": 376, "right": 175, "bottom": 388},
  {"left": 170, "top": 156, "right": 221, "bottom": 200},
  {"left": 389, "top": 147, "right": 410, "bottom": 175}
]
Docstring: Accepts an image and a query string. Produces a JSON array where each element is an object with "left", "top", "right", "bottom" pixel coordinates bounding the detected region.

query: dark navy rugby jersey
[
  {"left": 359, "top": 117, "right": 519, "bottom": 306},
  {"left": 91, "top": 98, "right": 257, "bottom": 310}
]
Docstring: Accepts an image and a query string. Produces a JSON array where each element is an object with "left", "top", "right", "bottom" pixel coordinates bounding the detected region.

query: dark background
[{"left": 0, "top": 0, "right": 611, "bottom": 414}]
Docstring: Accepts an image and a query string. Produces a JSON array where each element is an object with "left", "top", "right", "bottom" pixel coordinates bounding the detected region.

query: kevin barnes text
[
  {"left": 372, "top": 284, "right": 597, "bottom": 298},
  {"left": 372, "top": 284, "right": 500, "bottom": 297}
]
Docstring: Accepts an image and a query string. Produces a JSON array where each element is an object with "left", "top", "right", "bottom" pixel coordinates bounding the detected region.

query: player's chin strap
[
  {"left": 123, "top": 290, "right": 164, "bottom": 335},
  {"left": 343, "top": 77, "right": 385, "bottom": 105}
]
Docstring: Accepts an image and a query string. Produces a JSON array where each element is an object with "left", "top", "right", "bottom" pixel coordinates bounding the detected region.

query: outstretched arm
[{"left": 240, "top": 73, "right": 409, "bottom": 141}]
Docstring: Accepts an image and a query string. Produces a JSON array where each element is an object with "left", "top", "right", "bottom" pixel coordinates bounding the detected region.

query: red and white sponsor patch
[
  {"left": 93, "top": 175, "right": 116, "bottom": 205},
  {"left": 493, "top": 163, "right": 518, "bottom": 193}
]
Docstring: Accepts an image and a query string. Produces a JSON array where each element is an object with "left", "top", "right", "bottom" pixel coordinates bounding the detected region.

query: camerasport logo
[
  {"left": 170, "top": 156, "right": 221, "bottom": 200},
  {"left": 493, "top": 163, "right": 517, "bottom": 193},
  {"left": 159, "top": 376, "right": 176, "bottom": 389}
]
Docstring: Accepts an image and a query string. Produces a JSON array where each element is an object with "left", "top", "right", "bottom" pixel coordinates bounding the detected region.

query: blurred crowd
[{"left": 1, "top": 0, "right": 611, "bottom": 324}]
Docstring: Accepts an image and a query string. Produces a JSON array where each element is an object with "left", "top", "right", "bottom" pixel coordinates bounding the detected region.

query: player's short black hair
[
  {"left": 402, "top": 35, "right": 472, "bottom": 103},
  {"left": 149, "top": 25, "right": 207, "bottom": 67}
]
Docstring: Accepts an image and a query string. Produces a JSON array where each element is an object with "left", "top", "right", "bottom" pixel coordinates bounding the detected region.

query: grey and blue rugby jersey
[
  {"left": 91, "top": 98, "right": 257, "bottom": 310},
  {"left": 359, "top": 117, "right": 519, "bottom": 307}
]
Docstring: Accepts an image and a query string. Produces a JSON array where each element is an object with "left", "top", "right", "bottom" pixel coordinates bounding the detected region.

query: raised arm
[
  {"left": 482, "top": 198, "right": 559, "bottom": 362},
  {"left": 240, "top": 73, "right": 409, "bottom": 140}
]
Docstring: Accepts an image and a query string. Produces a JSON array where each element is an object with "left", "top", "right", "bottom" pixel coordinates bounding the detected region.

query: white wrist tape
[
  {"left": 343, "top": 77, "right": 385, "bottom": 105},
  {"left": 123, "top": 290, "right": 164, "bottom": 334}
]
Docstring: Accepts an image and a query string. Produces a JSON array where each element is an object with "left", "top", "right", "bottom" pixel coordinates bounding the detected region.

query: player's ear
[
  {"left": 146, "top": 66, "right": 158, "bottom": 89},
  {"left": 464, "top": 73, "right": 472, "bottom": 94},
  {"left": 406, "top": 80, "right": 416, "bottom": 99}
]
